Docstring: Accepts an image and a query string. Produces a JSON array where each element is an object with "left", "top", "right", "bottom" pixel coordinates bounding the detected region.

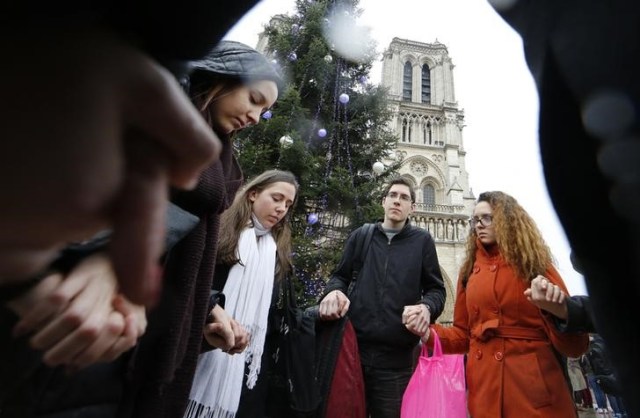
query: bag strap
[
  {"left": 348, "top": 223, "right": 375, "bottom": 296},
  {"left": 284, "top": 275, "right": 293, "bottom": 306},
  {"left": 423, "top": 328, "right": 442, "bottom": 358},
  {"left": 283, "top": 271, "right": 300, "bottom": 322}
]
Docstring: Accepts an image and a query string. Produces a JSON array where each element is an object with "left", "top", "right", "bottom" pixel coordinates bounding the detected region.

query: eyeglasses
[
  {"left": 387, "top": 191, "right": 413, "bottom": 203},
  {"left": 469, "top": 214, "right": 493, "bottom": 228}
]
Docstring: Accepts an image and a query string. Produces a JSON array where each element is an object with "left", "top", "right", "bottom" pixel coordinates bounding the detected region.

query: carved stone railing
[
  {"left": 411, "top": 204, "right": 470, "bottom": 243},
  {"left": 413, "top": 203, "right": 466, "bottom": 214}
]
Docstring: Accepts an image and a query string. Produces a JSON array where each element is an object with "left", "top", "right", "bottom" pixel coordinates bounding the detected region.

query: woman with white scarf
[{"left": 185, "top": 169, "right": 299, "bottom": 418}]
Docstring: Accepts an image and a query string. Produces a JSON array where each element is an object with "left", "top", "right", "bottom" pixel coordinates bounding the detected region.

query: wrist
[
  {"left": 558, "top": 302, "right": 569, "bottom": 321},
  {"left": 423, "top": 303, "right": 431, "bottom": 315},
  {"left": 1, "top": 268, "right": 56, "bottom": 305}
]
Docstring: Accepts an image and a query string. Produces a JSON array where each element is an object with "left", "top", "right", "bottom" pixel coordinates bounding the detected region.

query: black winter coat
[
  {"left": 324, "top": 221, "right": 446, "bottom": 368},
  {"left": 554, "top": 295, "right": 594, "bottom": 334},
  {"left": 586, "top": 335, "right": 621, "bottom": 395}
]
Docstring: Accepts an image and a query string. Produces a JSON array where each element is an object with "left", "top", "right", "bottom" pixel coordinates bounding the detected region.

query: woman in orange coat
[{"left": 420, "top": 191, "right": 589, "bottom": 417}]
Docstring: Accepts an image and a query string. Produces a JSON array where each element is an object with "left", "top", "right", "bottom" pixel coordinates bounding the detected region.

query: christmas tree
[{"left": 235, "top": 0, "right": 398, "bottom": 303}]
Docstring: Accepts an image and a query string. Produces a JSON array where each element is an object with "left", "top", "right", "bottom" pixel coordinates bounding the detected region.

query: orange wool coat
[{"left": 431, "top": 243, "right": 589, "bottom": 418}]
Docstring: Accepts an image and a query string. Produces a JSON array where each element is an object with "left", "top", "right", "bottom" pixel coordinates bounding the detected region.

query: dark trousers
[{"left": 362, "top": 365, "right": 413, "bottom": 418}]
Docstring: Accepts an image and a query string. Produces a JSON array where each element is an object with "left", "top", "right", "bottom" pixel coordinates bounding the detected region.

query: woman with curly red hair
[{"left": 420, "top": 191, "right": 589, "bottom": 417}]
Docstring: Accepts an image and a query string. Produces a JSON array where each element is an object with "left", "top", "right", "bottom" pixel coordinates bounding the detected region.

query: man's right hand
[{"left": 319, "top": 290, "right": 350, "bottom": 320}]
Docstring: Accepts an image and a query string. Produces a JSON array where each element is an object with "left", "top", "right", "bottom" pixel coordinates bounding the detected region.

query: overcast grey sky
[{"left": 225, "top": 0, "right": 588, "bottom": 295}]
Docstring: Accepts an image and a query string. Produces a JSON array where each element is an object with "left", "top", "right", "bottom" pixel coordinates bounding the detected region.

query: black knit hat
[{"left": 189, "top": 40, "right": 284, "bottom": 93}]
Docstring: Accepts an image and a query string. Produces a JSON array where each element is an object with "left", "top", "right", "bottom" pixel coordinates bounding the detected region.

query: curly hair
[
  {"left": 217, "top": 170, "right": 299, "bottom": 280},
  {"left": 460, "top": 191, "right": 554, "bottom": 286}
]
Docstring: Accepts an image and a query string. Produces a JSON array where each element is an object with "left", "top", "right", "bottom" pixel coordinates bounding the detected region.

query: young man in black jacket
[{"left": 319, "top": 177, "right": 446, "bottom": 418}]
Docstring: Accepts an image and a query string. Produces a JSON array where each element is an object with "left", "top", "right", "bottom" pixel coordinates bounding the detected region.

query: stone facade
[
  {"left": 380, "top": 38, "right": 476, "bottom": 323},
  {"left": 256, "top": 27, "right": 475, "bottom": 322}
]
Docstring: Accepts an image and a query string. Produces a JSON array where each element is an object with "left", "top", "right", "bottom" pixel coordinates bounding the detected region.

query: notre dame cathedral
[
  {"left": 380, "top": 38, "right": 475, "bottom": 323},
  {"left": 258, "top": 24, "right": 474, "bottom": 322}
]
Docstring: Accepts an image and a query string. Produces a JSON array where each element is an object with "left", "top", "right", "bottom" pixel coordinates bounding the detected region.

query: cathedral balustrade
[
  {"left": 411, "top": 213, "right": 470, "bottom": 243},
  {"left": 413, "top": 203, "right": 466, "bottom": 214}
]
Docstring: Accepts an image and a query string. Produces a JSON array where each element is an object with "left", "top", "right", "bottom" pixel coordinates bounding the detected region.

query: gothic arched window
[
  {"left": 421, "top": 64, "right": 431, "bottom": 104},
  {"left": 403, "top": 62, "right": 412, "bottom": 101},
  {"left": 423, "top": 184, "right": 435, "bottom": 205},
  {"left": 423, "top": 121, "right": 432, "bottom": 145}
]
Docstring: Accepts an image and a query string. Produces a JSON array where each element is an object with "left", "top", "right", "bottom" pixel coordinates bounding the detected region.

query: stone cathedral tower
[{"left": 381, "top": 38, "right": 475, "bottom": 323}]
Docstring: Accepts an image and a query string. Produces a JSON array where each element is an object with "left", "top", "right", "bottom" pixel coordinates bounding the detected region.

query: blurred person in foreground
[
  {"left": 491, "top": 1, "right": 640, "bottom": 415},
  {"left": 0, "top": 1, "right": 266, "bottom": 306}
]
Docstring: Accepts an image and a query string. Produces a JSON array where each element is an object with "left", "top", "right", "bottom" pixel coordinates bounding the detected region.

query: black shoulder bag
[{"left": 268, "top": 274, "right": 321, "bottom": 418}]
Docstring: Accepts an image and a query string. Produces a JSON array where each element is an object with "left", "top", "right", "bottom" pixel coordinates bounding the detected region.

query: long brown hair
[
  {"left": 190, "top": 75, "right": 242, "bottom": 132},
  {"left": 460, "top": 191, "right": 554, "bottom": 286},
  {"left": 217, "top": 170, "right": 299, "bottom": 280}
]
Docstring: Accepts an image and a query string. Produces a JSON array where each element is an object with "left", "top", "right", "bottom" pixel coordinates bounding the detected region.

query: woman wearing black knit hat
[
  {"left": 188, "top": 40, "right": 284, "bottom": 134},
  {"left": 127, "top": 40, "right": 284, "bottom": 418}
]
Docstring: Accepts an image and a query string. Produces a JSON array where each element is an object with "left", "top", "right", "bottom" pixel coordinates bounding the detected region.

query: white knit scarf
[{"left": 185, "top": 224, "right": 276, "bottom": 418}]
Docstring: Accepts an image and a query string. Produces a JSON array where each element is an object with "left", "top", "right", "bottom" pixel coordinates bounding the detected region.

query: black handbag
[{"left": 268, "top": 275, "right": 321, "bottom": 417}]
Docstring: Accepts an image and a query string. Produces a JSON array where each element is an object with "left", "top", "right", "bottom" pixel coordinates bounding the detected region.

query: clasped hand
[
  {"left": 203, "top": 305, "right": 250, "bottom": 355},
  {"left": 524, "top": 275, "right": 569, "bottom": 320},
  {"left": 402, "top": 304, "right": 430, "bottom": 338},
  {"left": 319, "top": 290, "right": 350, "bottom": 320},
  {"left": 7, "top": 254, "right": 147, "bottom": 371}
]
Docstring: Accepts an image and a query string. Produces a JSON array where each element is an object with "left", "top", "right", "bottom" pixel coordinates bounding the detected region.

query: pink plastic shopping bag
[{"left": 401, "top": 329, "right": 467, "bottom": 418}]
